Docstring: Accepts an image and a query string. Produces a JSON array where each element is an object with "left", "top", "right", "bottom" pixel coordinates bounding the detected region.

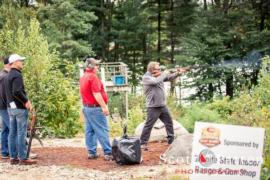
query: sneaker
[
  {"left": 29, "top": 153, "right": 38, "bottom": 159},
  {"left": 88, "top": 154, "right": 99, "bottom": 159},
  {"left": 1, "top": 155, "right": 10, "bottom": 159},
  {"left": 10, "top": 158, "right": 19, "bottom": 165},
  {"left": 19, "top": 159, "right": 37, "bottom": 165},
  {"left": 141, "top": 144, "right": 148, "bottom": 151},
  {"left": 168, "top": 136, "right": 175, "bottom": 144},
  {"left": 104, "top": 154, "right": 113, "bottom": 161}
]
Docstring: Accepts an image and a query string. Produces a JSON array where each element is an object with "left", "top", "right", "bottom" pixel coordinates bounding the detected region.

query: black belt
[{"left": 84, "top": 104, "right": 100, "bottom": 107}]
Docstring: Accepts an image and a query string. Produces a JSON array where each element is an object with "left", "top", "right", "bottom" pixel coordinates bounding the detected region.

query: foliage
[
  {"left": 0, "top": 1, "right": 36, "bottom": 30},
  {"left": 37, "top": 0, "right": 97, "bottom": 60},
  {"left": 261, "top": 166, "right": 270, "bottom": 180},
  {"left": 0, "top": 19, "right": 81, "bottom": 137},
  {"left": 108, "top": 93, "right": 145, "bottom": 137},
  {"left": 177, "top": 57, "right": 270, "bottom": 179},
  {"left": 229, "top": 56, "right": 270, "bottom": 170},
  {"left": 166, "top": 95, "right": 184, "bottom": 120},
  {"left": 206, "top": 96, "right": 233, "bottom": 119},
  {"left": 179, "top": 102, "right": 222, "bottom": 133},
  {"left": 196, "top": 56, "right": 270, "bottom": 176},
  {"left": 182, "top": 1, "right": 270, "bottom": 100},
  {"left": 107, "top": 92, "right": 126, "bottom": 119},
  {"left": 127, "top": 105, "right": 145, "bottom": 135},
  {"left": 109, "top": 120, "right": 123, "bottom": 138}
]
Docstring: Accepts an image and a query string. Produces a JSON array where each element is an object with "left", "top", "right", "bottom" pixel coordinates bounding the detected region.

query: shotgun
[{"left": 27, "top": 110, "right": 38, "bottom": 158}]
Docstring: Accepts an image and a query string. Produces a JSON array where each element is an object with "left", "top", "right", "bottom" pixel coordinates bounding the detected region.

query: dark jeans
[
  {"left": 0, "top": 109, "right": 9, "bottom": 156},
  {"left": 140, "top": 106, "right": 174, "bottom": 145}
]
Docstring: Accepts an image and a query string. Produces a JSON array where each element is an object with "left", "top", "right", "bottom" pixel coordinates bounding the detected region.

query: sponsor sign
[{"left": 190, "top": 122, "right": 265, "bottom": 180}]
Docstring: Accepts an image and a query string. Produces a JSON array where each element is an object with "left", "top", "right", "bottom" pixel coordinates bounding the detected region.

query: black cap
[{"left": 3, "top": 57, "right": 9, "bottom": 65}]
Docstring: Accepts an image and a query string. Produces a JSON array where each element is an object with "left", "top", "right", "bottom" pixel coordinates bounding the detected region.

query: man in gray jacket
[{"left": 140, "top": 61, "right": 188, "bottom": 150}]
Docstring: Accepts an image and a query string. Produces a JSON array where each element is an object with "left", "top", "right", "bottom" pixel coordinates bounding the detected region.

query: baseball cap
[
  {"left": 86, "top": 57, "right": 101, "bottom": 66},
  {"left": 8, "top": 54, "right": 26, "bottom": 64}
]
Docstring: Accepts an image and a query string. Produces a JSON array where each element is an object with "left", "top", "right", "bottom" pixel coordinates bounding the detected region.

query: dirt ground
[
  {"left": 0, "top": 140, "right": 190, "bottom": 179},
  {"left": 31, "top": 142, "right": 169, "bottom": 171}
]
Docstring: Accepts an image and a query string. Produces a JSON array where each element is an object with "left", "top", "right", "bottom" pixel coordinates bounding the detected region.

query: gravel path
[
  {"left": 0, "top": 138, "right": 189, "bottom": 180},
  {"left": 0, "top": 161, "right": 188, "bottom": 180}
]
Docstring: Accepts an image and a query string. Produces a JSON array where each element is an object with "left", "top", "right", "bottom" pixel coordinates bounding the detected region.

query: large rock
[
  {"left": 160, "top": 133, "right": 193, "bottom": 165},
  {"left": 134, "top": 119, "right": 189, "bottom": 142}
]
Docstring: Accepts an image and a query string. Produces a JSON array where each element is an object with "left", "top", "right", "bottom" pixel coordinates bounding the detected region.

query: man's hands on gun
[
  {"left": 151, "top": 64, "right": 190, "bottom": 77},
  {"left": 176, "top": 67, "right": 190, "bottom": 75}
]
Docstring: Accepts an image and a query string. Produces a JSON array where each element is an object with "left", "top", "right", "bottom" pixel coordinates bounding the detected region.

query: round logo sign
[{"left": 198, "top": 149, "right": 217, "bottom": 167}]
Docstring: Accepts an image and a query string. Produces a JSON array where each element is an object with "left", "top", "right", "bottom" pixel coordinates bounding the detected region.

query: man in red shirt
[{"left": 80, "top": 58, "right": 112, "bottom": 161}]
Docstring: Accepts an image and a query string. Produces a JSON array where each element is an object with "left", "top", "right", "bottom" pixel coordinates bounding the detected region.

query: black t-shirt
[{"left": 4, "top": 68, "right": 28, "bottom": 109}]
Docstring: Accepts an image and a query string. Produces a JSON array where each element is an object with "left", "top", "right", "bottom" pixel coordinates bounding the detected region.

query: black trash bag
[{"left": 112, "top": 126, "right": 142, "bottom": 165}]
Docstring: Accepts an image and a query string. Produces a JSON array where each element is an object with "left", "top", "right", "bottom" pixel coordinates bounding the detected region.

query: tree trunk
[
  {"left": 251, "top": 69, "right": 259, "bottom": 86},
  {"left": 169, "top": 0, "right": 175, "bottom": 64},
  {"left": 214, "top": 0, "right": 221, "bottom": 8},
  {"left": 142, "top": 35, "right": 148, "bottom": 72},
  {"left": 101, "top": 0, "right": 106, "bottom": 60},
  {"left": 107, "top": 0, "right": 114, "bottom": 61},
  {"left": 259, "top": 0, "right": 266, "bottom": 31},
  {"left": 169, "top": 0, "right": 175, "bottom": 95},
  {"left": 25, "top": 0, "right": 29, "bottom": 7},
  {"left": 132, "top": 51, "right": 136, "bottom": 93},
  {"left": 223, "top": 0, "right": 232, "bottom": 14},
  {"left": 114, "top": 43, "right": 118, "bottom": 62},
  {"left": 218, "top": 82, "right": 222, "bottom": 95},
  {"left": 225, "top": 73, "right": 234, "bottom": 98},
  {"left": 208, "top": 83, "right": 214, "bottom": 100},
  {"left": 170, "top": 81, "right": 176, "bottom": 96},
  {"left": 204, "top": 0, "right": 208, "bottom": 10},
  {"left": 157, "top": 0, "right": 161, "bottom": 62}
]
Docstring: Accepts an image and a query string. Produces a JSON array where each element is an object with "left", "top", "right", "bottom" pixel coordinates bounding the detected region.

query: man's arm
[
  {"left": 93, "top": 92, "right": 109, "bottom": 116},
  {"left": 164, "top": 72, "right": 179, "bottom": 82},
  {"left": 12, "top": 76, "right": 28, "bottom": 103},
  {"left": 142, "top": 72, "right": 168, "bottom": 85},
  {"left": 164, "top": 67, "right": 190, "bottom": 81},
  {"left": 12, "top": 76, "right": 33, "bottom": 111}
]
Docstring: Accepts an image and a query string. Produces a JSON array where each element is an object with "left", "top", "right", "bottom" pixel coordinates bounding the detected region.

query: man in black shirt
[
  {"left": 5, "top": 54, "right": 36, "bottom": 165},
  {"left": 0, "top": 57, "right": 11, "bottom": 159}
]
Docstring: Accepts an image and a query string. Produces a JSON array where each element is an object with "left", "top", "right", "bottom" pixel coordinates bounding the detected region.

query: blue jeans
[
  {"left": 0, "top": 109, "right": 10, "bottom": 157},
  {"left": 82, "top": 107, "right": 112, "bottom": 155},
  {"left": 8, "top": 108, "right": 28, "bottom": 160}
]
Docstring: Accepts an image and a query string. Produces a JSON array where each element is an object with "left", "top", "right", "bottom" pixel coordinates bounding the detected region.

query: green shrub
[
  {"left": 0, "top": 19, "right": 81, "bottom": 138},
  {"left": 109, "top": 105, "right": 145, "bottom": 137},
  {"left": 167, "top": 95, "right": 184, "bottom": 120},
  {"left": 107, "top": 92, "right": 127, "bottom": 119},
  {"left": 261, "top": 166, "right": 270, "bottom": 180},
  {"left": 108, "top": 94, "right": 145, "bottom": 136},
  {"left": 109, "top": 120, "right": 123, "bottom": 138},
  {"left": 179, "top": 103, "right": 222, "bottom": 133},
  {"left": 127, "top": 105, "right": 145, "bottom": 135},
  {"left": 205, "top": 56, "right": 270, "bottom": 178},
  {"left": 224, "top": 57, "right": 270, "bottom": 172},
  {"left": 207, "top": 96, "right": 233, "bottom": 119}
]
